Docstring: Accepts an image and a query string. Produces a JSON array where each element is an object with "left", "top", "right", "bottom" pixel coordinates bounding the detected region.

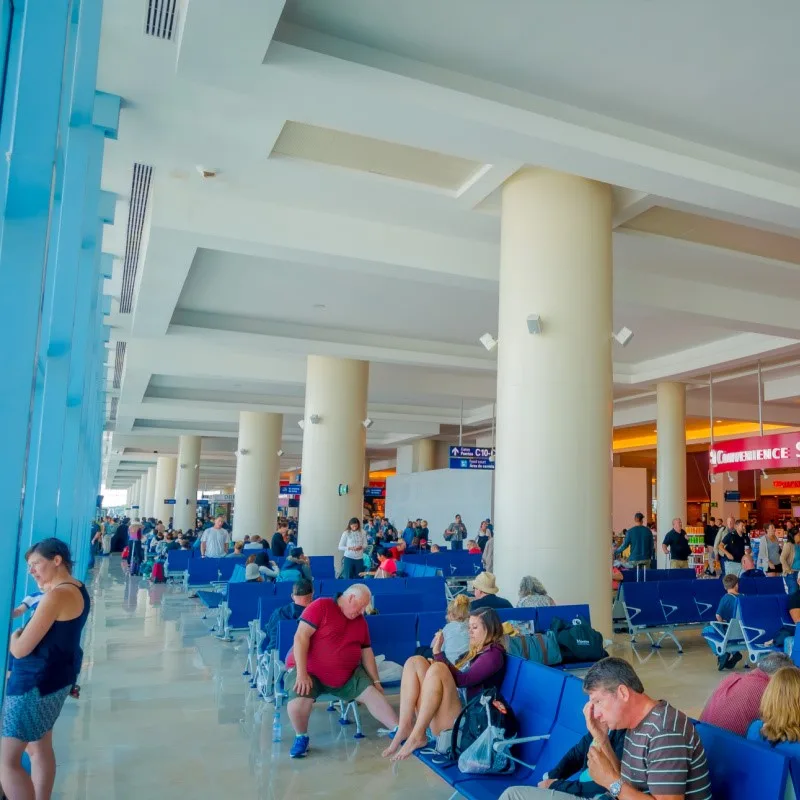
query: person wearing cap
[
  {"left": 265, "top": 579, "right": 315, "bottom": 652},
  {"left": 338, "top": 517, "right": 368, "bottom": 579},
  {"left": 470, "top": 572, "right": 513, "bottom": 610},
  {"left": 245, "top": 561, "right": 263, "bottom": 582},
  {"left": 279, "top": 547, "right": 313, "bottom": 583}
]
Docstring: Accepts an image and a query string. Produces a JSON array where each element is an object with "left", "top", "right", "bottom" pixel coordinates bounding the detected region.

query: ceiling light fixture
[
  {"left": 297, "top": 420, "right": 305, "bottom": 430},
  {"left": 526, "top": 315, "right": 543, "bottom": 335},
  {"left": 277, "top": 449, "right": 284, "bottom": 457},
  {"left": 309, "top": 414, "right": 322, "bottom": 424},
  {"left": 709, "top": 473, "right": 716, "bottom": 484},
  {"left": 726, "top": 472, "right": 734, "bottom": 482},
  {"left": 479, "top": 333, "right": 498, "bottom": 352},
  {"left": 362, "top": 418, "right": 373, "bottom": 429},
  {"left": 238, "top": 448, "right": 249, "bottom": 456},
  {"left": 761, "top": 469, "right": 770, "bottom": 480},
  {"left": 612, "top": 326, "right": 634, "bottom": 347}
]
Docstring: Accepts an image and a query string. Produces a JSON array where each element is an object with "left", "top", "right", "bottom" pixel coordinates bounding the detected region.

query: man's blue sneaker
[{"left": 290, "top": 734, "right": 310, "bottom": 758}]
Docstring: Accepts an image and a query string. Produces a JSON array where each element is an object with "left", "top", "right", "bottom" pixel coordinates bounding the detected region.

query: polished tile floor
[{"left": 51, "top": 559, "right": 731, "bottom": 799}]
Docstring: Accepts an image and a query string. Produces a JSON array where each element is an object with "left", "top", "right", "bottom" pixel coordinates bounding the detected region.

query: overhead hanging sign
[
  {"left": 449, "top": 445, "right": 495, "bottom": 471},
  {"left": 164, "top": 499, "right": 176, "bottom": 505},
  {"left": 710, "top": 432, "right": 800, "bottom": 474},
  {"left": 280, "top": 484, "right": 302, "bottom": 495}
]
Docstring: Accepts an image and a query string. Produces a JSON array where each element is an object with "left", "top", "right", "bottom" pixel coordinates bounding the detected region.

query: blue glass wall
[{"left": 0, "top": 0, "right": 119, "bottom": 701}]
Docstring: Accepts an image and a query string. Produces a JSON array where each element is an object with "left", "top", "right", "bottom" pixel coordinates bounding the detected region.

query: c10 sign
[{"left": 710, "top": 432, "right": 800, "bottom": 473}]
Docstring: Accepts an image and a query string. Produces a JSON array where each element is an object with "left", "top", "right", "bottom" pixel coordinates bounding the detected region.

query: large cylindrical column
[
  {"left": 234, "top": 412, "right": 282, "bottom": 540},
  {"left": 493, "top": 168, "right": 613, "bottom": 637},
  {"left": 153, "top": 456, "right": 177, "bottom": 525},
  {"left": 299, "top": 356, "right": 368, "bottom": 556},
  {"left": 174, "top": 435, "right": 201, "bottom": 533},
  {"left": 656, "top": 382, "right": 687, "bottom": 567},
  {"left": 130, "top": 479, "right": 140, "bottom": 517},
  {"left": 144, "top": 466, "right": 156, "bottom": 520}
]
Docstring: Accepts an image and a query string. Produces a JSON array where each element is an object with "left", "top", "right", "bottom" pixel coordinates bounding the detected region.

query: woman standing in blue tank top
[{"left": 0, "top": 538, "right": 90, "bottom": 799}]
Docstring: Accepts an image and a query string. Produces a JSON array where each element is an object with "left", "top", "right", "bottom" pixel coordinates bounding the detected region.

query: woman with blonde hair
[
  {"left": 382, "top": 607, "right": 506, "bottom": 762},
  {"left": 747, "top": 666, "right": 800, "bottom": 744},
  {"left": 517, "top": 575, "right": 556, "bottom": 608},
  {"left": 440, "top": 594, "right": 470, "bottom": 663}
]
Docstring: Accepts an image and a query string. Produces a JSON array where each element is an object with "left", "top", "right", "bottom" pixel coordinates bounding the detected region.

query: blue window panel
[{"left": 0, "top": 0, "right": 74, "bottom": 702}]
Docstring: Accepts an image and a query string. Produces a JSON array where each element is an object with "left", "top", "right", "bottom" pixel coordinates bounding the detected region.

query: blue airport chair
[
  {"left": 535, "top": 604, "right": 592, "bottom": 633},
  {"left": 373, "top": 593, "right": 423, "bottom": 615},
  {"left": 417, "top": 611, "right": 446, "bottom": 647}
]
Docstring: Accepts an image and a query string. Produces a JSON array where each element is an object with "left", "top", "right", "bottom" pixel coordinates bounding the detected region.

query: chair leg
[{"left": 350, "top": 702, "right": 364, "bottom": 739}]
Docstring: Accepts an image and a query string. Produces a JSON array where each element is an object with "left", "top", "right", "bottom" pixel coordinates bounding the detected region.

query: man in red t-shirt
[
  {"left": 388, "top": 539, "right": 406, "bottom": 562},
  {"left": 285, "top": 584, "right": 398, "bottom": 758},
  {"left": 700, "top": 651, "right": 791, "bottom": 735}
]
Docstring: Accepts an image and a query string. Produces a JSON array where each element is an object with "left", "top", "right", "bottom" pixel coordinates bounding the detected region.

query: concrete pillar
[
  {"left": 153, "top": 456, "right": 177, "bottom": 525},
  {"left": 299, "top": 356, "right": 368, "bottom": 556},
  {"left": 493, "top": 168, "right": 613, "bottom": 637},
  {"left": 144, "top": 466, "right": 156, "bottom": 520},
  {"left": 131, "top": 479, "right": 141, "bottom": 518},
  {"left": 396, "top": 438, "right": 436, "bottom": 474},
  {"left": 234, "top": 412, "right": 282, "bottom": 540},
  {"left": 174, "top": 435, "right": 201, "bottom": 533},
  {"left": 656, "top": 382, "right": 687, "bottom": 566}
]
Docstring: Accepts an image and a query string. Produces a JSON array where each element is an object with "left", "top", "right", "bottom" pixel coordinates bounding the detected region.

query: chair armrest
[{"left": 493, "top": 733, "right": 550, "bottom": 753}]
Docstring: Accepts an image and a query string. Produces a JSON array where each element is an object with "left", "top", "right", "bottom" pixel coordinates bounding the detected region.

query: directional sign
[
  {"left": 450, "top": 446, "right": 495, "bottom": 459},
  {"left": 281, "top": 484, "right": 302, "bottom": 495},
  {"left": 449, "top": 457, "right": 495, "bottom": 471},
  {"left": 164, "top": 499, "right": 176, "bottom": 505},
  {"left": 364, "top": 486, "right": 385, "bottom": 498}
]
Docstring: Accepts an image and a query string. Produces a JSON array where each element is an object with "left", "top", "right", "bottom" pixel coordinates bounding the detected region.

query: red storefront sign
[
  {"left": 773, "top": 481, "right": 800, "bottom": 489},
  {"left": 710, "top": 432, "right": 800, "bottom": 473}
]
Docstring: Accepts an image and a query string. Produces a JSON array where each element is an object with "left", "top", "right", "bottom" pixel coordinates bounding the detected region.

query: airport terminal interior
[{"left": 6, "top": 1, "right": 800, "bottom": 798}]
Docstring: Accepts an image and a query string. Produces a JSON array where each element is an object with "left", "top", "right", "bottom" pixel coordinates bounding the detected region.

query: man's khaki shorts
[
  {"left": 670, "top": 560, "right": 690, "bottom": 569},
  {"left": 285, "top": 665, "right": 373, "bottom": 702}
]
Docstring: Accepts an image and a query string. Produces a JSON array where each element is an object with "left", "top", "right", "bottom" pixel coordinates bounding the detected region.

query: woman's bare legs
[
  {"left": 27, "top": 730, "right": 56, "bottom": 800},
  {"left": 0, "top": 737, "right": 35, "bottom": 800},
  {"left": 391, "top": 662, "right": 462, "bottom": 761},
  {"left": 381, "top": 656, "right": 430, "bottom": 758}
]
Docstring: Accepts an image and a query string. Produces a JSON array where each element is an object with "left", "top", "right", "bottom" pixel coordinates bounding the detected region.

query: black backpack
[
  {"left": 449, "top": 686, "right": 519, "bottom": 762},
  {"left": 550, "top": 615, "right": 607, "bottom": 664}
]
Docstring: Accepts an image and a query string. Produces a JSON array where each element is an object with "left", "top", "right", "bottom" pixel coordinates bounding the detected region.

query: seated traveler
[
  {"left": 284, "top": 585, "right": 398, "bottom": 758},
  {"left": 537, "top": 726, "right": 627, "bottom": 797},
  {"left": 470, "top": 572, "right": 513, "bottom": 610},
  {"left": 465, "top": 539, "right": 482, "bottom": 555},
  {"left": 740, "top": 554, "right": 765, "bottom": 578},
  {"left": 266, "top": 580, "right": 314, "bottom": 651},
  {"left": 499, "top": 657, "right": 711, "bottom": 800},
  {"left": 279, "top": 548, "right": 312, "bottom": 582},
  {"left": 517, "top": 575, "right": 556, "bottom": 608},
  {"left": 704, "top": 573, "right": 742, "bottom": 671},
  {"left": 245, "top": 562, "right": 263, "bottom": 583},
  {"left": 429, "top": 544, "right": 441, "bottom": 554},
  {"left": 227, "top": 541, "right": 244, "bottom": 557},
  {"left": 701, "top": 652, "right": 792, "bottom": 735},
  {"left": 387, "top": 539, "right": 407, "bottom": 561},
  {"left": 747, "top": 665, "right": 800, "bottom": 748},
  {"left": 382, "top": 607, "right": 506, "bottom": 762},
  {"left": 361, "top": 547, "right": 398, "bottom": 579},
  {"left": 439, "top": 594, "right": 470, "bottom": 663}
]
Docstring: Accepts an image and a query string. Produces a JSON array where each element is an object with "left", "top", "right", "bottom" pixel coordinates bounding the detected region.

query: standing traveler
[
  {"left": 200, "top": 516, "right": 230, "bottom": 558},
  {"left": 720, "top": 520, "right": 751, "bottom": 577},
  {"left": 661, "top": 518, "right": 692, "bottom": 569},
  {"left": 338, "top": 518, "right": 368, "bottom": 579},
  {"left": 703, "top": 516, "right": 719, "bottom": 575},
  {"left": 714, "top": 517, "right": 734, "bottom": 575},
  {"left": 613, "top": 513, "right": 653, "bottom": 568},
  {"left": 1, "top": 540, "right": 91, "bottom": 799},
  {"left": 444, "top": 514, "right": 467, "bottom": 551}
]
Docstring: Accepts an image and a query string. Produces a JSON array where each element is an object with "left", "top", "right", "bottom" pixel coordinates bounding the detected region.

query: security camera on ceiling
[
  {"left": 613, "top": 326, "right": 634, "bottom": 347},
  {"left": 526, "top": 315, "right": 542, "bottom": 335}
]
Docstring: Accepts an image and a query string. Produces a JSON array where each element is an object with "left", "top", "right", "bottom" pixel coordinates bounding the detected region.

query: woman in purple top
[{"left": 382, "top": 607, "right": 506, "bottom": 762}]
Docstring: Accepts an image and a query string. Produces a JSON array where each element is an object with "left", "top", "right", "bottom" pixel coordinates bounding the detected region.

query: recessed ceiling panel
[
  {"left": 623, "top": 207, "right": 800, "bottom": 265},
  {"left": 271, "top": 121, "right": 481, "bottom": 190}
]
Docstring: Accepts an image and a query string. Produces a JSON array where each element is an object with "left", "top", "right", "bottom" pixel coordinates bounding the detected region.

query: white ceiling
[{"left": 97, "top": 0, "right": 800, "bottom": 488}]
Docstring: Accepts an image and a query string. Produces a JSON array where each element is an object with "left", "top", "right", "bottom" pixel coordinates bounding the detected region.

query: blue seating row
[
  {"left": 619, "top": 567, "right": 696, "bottom": 582},
  {"left": 737, "top": 574, "right": 793, "bottom": 595},
  {"left": 736, "top": 594, "right": 794, "bottom": 664},
  {"left": 414, "top": 655, "right": 794, "bottom": 800},
  {"left": 401, "top": 552, "right": 483, "bottom": 577},
  {"left": 620, "top": 579, "right": 724, "bottom": 651},
  {"left": 224, "top": 577, "right": 448, "bottom": 636},
  {"left": 183, "top": 555, "right": 337, "bottom": 587}
]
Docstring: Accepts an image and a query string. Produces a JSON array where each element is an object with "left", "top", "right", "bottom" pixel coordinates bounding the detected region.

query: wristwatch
[{"left": 608, "top": 779, "right": 623, "bottom": 798}]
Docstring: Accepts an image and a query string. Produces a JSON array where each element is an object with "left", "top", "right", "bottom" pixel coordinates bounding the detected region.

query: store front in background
[{"left": 277, "top": 480, "right": 387, "bottom": 521}]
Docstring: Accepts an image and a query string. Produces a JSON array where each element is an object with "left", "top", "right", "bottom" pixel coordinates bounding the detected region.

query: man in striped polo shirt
[{"left": 500, "top": 657, "right": 712, "bottom": 799}]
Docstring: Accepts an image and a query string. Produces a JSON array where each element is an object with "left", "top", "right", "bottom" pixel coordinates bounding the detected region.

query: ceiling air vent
[
  {"left": 108, "top": 397, "right": 119, "bottom": 423},
  {"left": 119, "top": 163, "right": 153, "bottom": 314},
  {"left": 113, "top": 341, "right": 126, "bottom": 390},
  {"left": 145, "top": 0, "right": 178, "bottom": 41}
]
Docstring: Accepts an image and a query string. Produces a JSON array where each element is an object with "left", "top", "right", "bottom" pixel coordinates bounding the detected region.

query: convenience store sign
[{"left": 710, "top": 432, "right": 800, "bottom": 473}]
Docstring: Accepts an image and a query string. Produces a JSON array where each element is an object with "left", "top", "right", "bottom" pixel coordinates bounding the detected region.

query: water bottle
[{"left": 272, "top": 711, "right": 282, "bottom": 743}]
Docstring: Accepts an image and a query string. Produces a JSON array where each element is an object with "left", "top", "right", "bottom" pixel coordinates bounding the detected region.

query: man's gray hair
[
  {"left": 757, "top": 652, "right": 793, "bottom": 676},
  {"left": 342, "top": 584, "right": 372, "bottom": 603},
  {"left": 583, "top": 657, "right": 645, "bottom": 695}
]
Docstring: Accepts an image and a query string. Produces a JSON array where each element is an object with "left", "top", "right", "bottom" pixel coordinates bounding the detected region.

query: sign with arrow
[{"left": 449, "top": 445, "right": 495, "bottom": 471}]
